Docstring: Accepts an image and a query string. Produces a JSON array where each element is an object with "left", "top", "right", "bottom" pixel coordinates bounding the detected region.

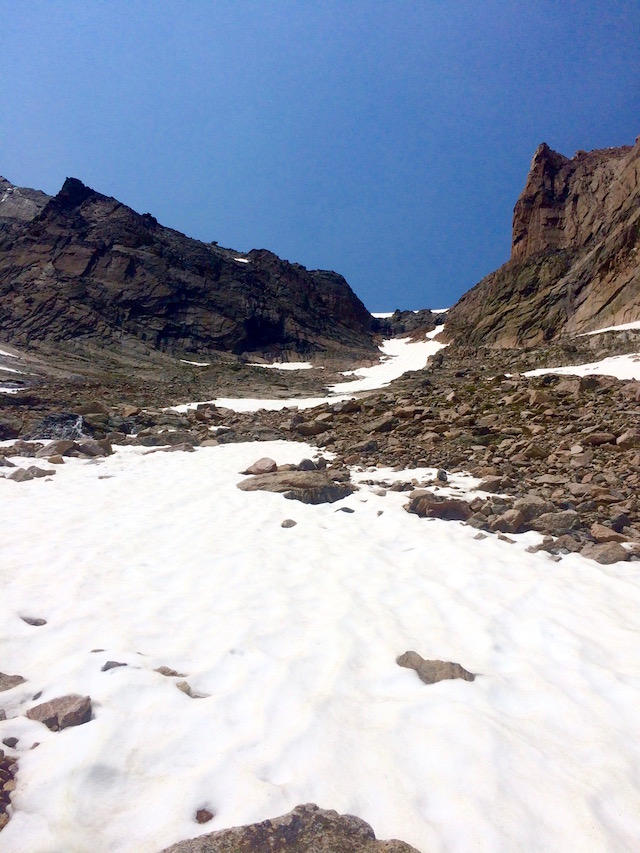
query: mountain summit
[{"left": 446, "top": 134, "right": 640, "bottom": 346}]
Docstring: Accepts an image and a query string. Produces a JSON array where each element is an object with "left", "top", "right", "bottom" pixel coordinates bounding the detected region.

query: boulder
[
  {"left": 0, "top": 673, "right": 26, "bottom": 692},
  {"left": 158, "top": 803, "right": 420, "bottom": 852},
  {"left": 26, "top": 694, "right": 92, "bottom": 731},
  {"left": 237, "top": 471, "right": 354, "bottom": 505},
  {"left": 406, "top": 493, "right": 472, "bottom": 521},
  {"left": 529, "top": 510, "right": 581, "bottom": 535},
  {"left": 489, "top": 509, "right": 524, "bottom": 534},
  {"left": 241, "top": 457, "right": 278, "bottom": 475},
  {"left": 396, "top": 651, "right": 475, "bottom": 685},
  {"left": 580, "top": 542, "right": 629, "bottom": 564},
  {"left": 616, "top": 429, "right": 640, "bottom": 450}
]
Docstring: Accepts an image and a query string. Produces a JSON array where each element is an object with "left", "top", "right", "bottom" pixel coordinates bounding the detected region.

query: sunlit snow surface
[
  {"left": 579, "top": 320, "right": 640, "bottom": 336},
  {"left": 525, "top": 352, "right": 640, "bottom": 381},
  {"left": 173, "top": 332, "right": 446, "bottom": 413},
  {"left": 2, "top": 443, "right": 640, "bottom": 852},
  {"left": 2, "top": 329, "right": 640, "bottom": 852}
]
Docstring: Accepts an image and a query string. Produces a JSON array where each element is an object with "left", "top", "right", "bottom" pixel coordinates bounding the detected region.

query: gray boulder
[{"left": 158, "top": 803, "right": 421, "bottom": 852}]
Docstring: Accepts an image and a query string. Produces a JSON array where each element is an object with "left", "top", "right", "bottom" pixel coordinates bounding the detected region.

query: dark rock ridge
[
  {"left": 159, "top": 803, "right": 421, "bottom": 852},
  {"left": 446, "top": 135, "right": 640, "bottom": 346},
  {"left": 0, "top": 176, "right": 376, "bottom": 361}
]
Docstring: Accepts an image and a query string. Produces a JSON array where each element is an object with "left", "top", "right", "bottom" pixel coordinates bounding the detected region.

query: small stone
[
  {"left": 21, "top": 616, "right": 46, "bottom": 626},
  {"left": 195, "top": 808, "right": 215, "bottom": 824},
  {"left": 2, "top": 738, "right": 18, "bottom": 749},
  {"left": 436, "top": 469, "right": 448, "bottom": 482},
  {"left": 281, "top": 519, "right": 297, "bottom": 528},
  {"left": 396, "top": 650, "right": 475, "bottom": 684},
  {"left": 101, "top": 661, "right": 127, "bottom": 672},
  {"left": 155, "top": 666, "right": 186, "bottom": 677},
  {"left": 176, "top": 681, "right": 208, "bottom": 699}
]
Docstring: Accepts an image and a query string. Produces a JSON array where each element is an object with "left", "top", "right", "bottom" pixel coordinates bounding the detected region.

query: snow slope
[
  {"left": 2, "top": 331, "right": 640, "bottom": 853},
  {"left": 525, "top": 352, "right": 640, "bottom": 381},
  {"left": 174, "top": 332, "right": 446, "bottom": 414}
]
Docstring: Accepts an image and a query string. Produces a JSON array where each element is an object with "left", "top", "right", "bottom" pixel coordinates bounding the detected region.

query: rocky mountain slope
[
  {"left": 0, "top": 176, "right": 376, "bottom": 363},
  {"left": 445, "top": 134, "right": 640, "bottom": 346}
]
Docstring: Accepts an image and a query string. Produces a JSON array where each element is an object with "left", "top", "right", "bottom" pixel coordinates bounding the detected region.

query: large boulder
[
  {"left": 237, "top": 470, "right": 354, "bottom": 505},
  {"left": 158, "top": 803, "right": 421, "bottom": 852}
]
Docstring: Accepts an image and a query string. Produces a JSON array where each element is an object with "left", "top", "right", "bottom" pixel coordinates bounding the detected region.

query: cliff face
[
  {"left": 0, "top": 177, "right": 376, "bottom": 360},
  {"left": 446, "top": 135, "right": 640, "bottom": 346}
]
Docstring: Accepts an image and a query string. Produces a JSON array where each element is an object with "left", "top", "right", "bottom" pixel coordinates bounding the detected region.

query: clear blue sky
[{"left": 2, "top": 1, "right": 638, "bottom": 311}]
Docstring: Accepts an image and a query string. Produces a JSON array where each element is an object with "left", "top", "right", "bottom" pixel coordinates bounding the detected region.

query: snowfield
[
  {"left": 1, "top": 334, "right": 640, "bottom": 853},
  {"left": 525, "top": 351, "right": 640, "bottom": 382}
]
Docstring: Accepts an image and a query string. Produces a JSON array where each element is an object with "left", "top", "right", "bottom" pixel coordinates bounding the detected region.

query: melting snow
[
  {"left": 2, "top": 325, "right": 640, "bottom": 852},
  {"left": 248, "top": 361, "right": 316, "bottom": 371},
  {"left": 579, "top": 320, "right": 640, "bottom": 336},
  {"left": 525, "top": 352, "right": 640, "bottom": 381},
  {"left": 1, "top": 442, "right": 640, "bottom": 852}
]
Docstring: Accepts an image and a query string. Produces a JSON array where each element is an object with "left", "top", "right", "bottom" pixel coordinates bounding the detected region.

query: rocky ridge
[
  {"left": 0, "top": 176, "right": 376, "bottom": 363},
  {"left": 446, "top": 135, "right": 640, "bottom": 346}
]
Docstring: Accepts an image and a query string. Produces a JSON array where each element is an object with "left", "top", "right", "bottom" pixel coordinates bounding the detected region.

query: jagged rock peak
[
  {"left": 511, "top": 138, "right": 636, "bottom": 263},
  {"left": 445, "top": 133, "right": 640, "bottom": 347}
]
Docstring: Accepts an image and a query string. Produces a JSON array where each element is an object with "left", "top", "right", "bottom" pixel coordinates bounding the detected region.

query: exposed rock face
[
  {"left": 0, "top": 177, "right": 376, "bottom": 361},
  {"left": 446, "top": 136, "right": 640, "bottom": 346},
  {"left": 0, "top": 176, "right": 51, "bottom": 223},
  {"left": 159, "top": 803, "right": 421, "bottom": 852}
]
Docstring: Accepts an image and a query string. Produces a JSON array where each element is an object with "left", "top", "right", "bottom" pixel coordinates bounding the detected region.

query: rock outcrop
[
  {"left": 446, "top": 135, "right": 640, "bottom": 346},
  {"left": 0, "top": 177, "right": 376, "bottom": 361},
  {"left": 0, "top": 176, "right": 50, "bottom": 223},
  {"left": 159, "top": 803, "right": 421, "bottom": 852}
]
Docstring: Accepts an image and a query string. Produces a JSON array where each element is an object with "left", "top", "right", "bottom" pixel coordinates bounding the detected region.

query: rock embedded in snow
[
  {"left": 281, "top": 518, "right": 297, "bottom": 528},
  {"left": 195, "top": 808, "right": 215, "bottom": 824},
  {"left": 158, "top": 802, "right": 421, "bottom": 852},
  {"left": 396, "top": 651, "right": 475, "bottom": 685},
  {"left": 0, "top": 673, "right": 26, "bottom": 693},
  {"left": 101, "top": 661, "right": 127, "bottom": 672},
  {"left": 20, "top": 615, "right": 46, "bottom": 626},
  {"left": 26, "top": 694, "right": 92, "bottom": 731},
  {"left": 176, "top": 681, "right": 208, "bottom": 700},
  {"left": 8, "top": 467, "right": 34, "bottom": 482},
  {"left": 237, "top": 470, "right": 354, "bottom": 505},
  {"left": 405, "top": 492, "right": 472, "bottom": 521}
]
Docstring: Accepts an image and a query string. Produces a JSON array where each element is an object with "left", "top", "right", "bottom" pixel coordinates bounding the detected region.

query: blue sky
[{"left": 2, "top": 1, "right": 638, "bottom": 311}]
